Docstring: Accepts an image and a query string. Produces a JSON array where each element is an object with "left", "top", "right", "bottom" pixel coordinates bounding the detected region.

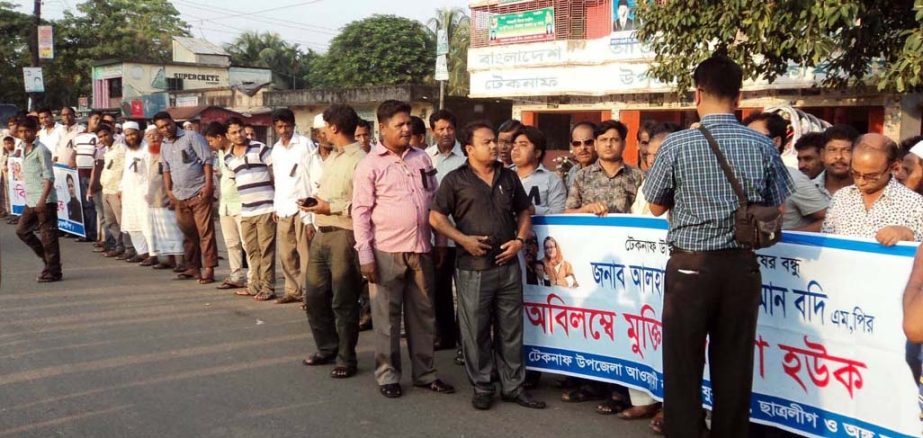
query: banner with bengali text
[
  {"left": 524, "top": 215, "right": 919, "bottom": 438},
  {"left": 7, "top": 159, "right": 86, "bottom": 237}
]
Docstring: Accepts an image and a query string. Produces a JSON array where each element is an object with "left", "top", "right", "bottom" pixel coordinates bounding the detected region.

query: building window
[
  {"left": 166, "top": 78, "right": 183, "bottom": 91},
  {"left": 108, "top": 78, "right": 122, "bottom": 98}
]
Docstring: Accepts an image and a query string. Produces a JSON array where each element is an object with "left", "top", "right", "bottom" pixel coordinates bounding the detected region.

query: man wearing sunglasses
[
  {"left": 565, "top": 122, "right": 598, "bottom": 191},
  {"left": 822, "top": 133, "right": 923, "bottom": 246}
]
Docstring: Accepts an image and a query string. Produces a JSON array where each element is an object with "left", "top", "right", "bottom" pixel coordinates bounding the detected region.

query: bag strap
[{"left": 697, "top": 125, "right": 748, "bottom": 207}]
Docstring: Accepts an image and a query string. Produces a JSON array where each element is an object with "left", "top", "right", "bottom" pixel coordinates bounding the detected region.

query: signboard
[
  {"left": 38, "top": 25, "right": 53, "bottom": 59},
  {"left": 78, "top": 96, "right": 89, "bottom": 110},
  {"left": 123, "top": 93, "right": 169, "bottom": 119},
  {"left": 524, "top": 215, "right": 919, "bottom": 438},
  {"left": 489, "top": 7, "right": 555, "bottom": 46},
  {"left": 436, "top": 29, "right": 449, "bottom": 56},
  {"left": 6, "top": 159, "right": 85, "bottom": 237},
  {"left": 23, "top": 67, "right": 44, "bottom": 93},
  {"left": 435, "top": 55, "right": 449, "bottom": 81},
  {"left": 175, "top": 95, "right": 200, "bottom": 108}
]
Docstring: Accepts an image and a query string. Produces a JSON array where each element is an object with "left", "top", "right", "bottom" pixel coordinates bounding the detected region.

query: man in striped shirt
[
  {"left": 223, "top": 117, "right": 277, "bottom": 302},
  {"left": 73, "top": 110, "right": 102, "bottom": 243}
]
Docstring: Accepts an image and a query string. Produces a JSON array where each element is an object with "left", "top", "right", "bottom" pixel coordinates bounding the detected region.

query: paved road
[{"left": 0, "top": 221, "right": 655, "bottom": 438}]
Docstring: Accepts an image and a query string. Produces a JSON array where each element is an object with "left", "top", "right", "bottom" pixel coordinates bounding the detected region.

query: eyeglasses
[
  {"left": 571, "top": 139, "right": 594, "bottom": 147},
  {"left": 850, "top": 168, "right": 890, "bottom": 183}
]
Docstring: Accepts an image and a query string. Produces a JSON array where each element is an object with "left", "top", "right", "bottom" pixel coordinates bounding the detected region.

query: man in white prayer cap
[{"left": 119, "top": 122, "right": 155, "bottom": 264}]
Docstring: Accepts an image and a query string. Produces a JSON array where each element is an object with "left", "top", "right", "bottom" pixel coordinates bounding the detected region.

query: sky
[{"left": 12, "top": 0, "right": 471, "bottom": 53}]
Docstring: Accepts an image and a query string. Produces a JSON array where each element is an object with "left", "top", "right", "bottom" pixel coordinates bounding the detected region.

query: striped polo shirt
[
  {"left": 223, "top": 141, "right": 275, "bottom": 218},
  {"left": 74, "top": 132, "right": 99, "bottom": 169}
]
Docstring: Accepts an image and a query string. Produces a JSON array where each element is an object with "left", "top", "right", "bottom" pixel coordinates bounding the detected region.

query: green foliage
[
  {"left": 428, "top": 7, "right": 471, "bottom": 96},
  {"left": 635, "top": 0, "right": 923, "bottom": 93},
  {"left": 225, "top": 31, "right": 317, "bottom": 89},
  {"left": 0, "top": 0, "right": 189, "bottom": 109},
  {"left": 309, "top": 15, "right": 435, "bottom": 88}
]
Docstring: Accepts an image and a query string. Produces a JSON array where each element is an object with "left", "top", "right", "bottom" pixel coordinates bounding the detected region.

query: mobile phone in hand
[{"left": 298, "top": 197, "right": 318, "bottom": 208}]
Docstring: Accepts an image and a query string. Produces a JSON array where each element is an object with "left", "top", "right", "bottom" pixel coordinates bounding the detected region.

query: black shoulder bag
[{"left": 698, "top": 126, "right": 782, "bottom": 249}]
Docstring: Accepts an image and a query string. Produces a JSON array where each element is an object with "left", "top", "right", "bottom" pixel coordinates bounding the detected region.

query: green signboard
[{"left": 488, "top": 7, "right": 555, "bottom": 46}]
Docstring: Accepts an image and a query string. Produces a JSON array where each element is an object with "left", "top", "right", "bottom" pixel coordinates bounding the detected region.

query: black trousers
[
  {"left": 662, "top": 249, "right": 761, "bottom": 438},
  {"left": 433, "top": 248, "right": 458, "bottom": 348},
  {"left": 17, "top": 203, "right": 62, "bottom": 277}
]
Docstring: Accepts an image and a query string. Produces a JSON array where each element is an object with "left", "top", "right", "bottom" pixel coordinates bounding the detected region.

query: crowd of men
[{"left": 4, "top": 54, "right": 923, "bottom": 437}]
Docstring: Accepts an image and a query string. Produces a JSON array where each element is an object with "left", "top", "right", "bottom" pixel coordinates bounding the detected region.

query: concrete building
[
  {"left": 467, "top": 0, "right": 923, "bottom": 167},
  {"left": 91, "top": 37, "right": 272, "bottom": 119}
]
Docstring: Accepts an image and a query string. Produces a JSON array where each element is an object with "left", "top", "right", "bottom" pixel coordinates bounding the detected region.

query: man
[
  {"left": 637, "top": 120, "right": 657, "bottom": 172},
  {"left": 822, "top": 136, "right": 923, "bottom": 245},
  {"left": 271, "top": 108, "right": 315, "bottom": 304},
  {"left": 496, "top": 119, "right": 522, "bottom": 168},
  {"left": 353, "top": 99, "right": 455, "bottom": 398},
  {"left": 430, "top": 121, "right": 545, "bottom": 411},
  {"left": 300, "top": 104, "right": 366, "bottom": 379},
  {"left": 154, "top": 111, "right": 218, "bottom": 284},
  {"left": 816, "top": 124, "right": 859, "bottom": 199},
  {"left": 89, "top": 124, "right": 112, "bottom": 252},
  {"left": 355, "top": 118, "right": 373, "bottom": 153},
  {"left": 96, "top": 123, "right": 131, "bottom": 258},
  {"left": 15, "top": 116, "right": 61, "bottom": 282},
  {"left": 119, "top": 122, "right": 152, "bottom": 264},
  {"left": 243, "top": 124, "right": 258, "bottom": 142},
  {"left": 204, "top": 122, "right": 248, "bottom": 290},
  {"left": 409, "top": 116, "right": 427, "bottom": 148},
  {"left": 224, "top": 117, "right": 276, "bottom": 301},
  {"left": 145, "top": 126, "right": 185, "bottom": 269},
  {"left": 745, "top": 112, "right": 828, "bottom": 232},
  {"left": 643, "top": 55, "right": 793, "bottom": 438},
  {"left": 897, "top": 137, "right": 923, "bottom": 194},
  {"left": 794, "top": 132, "right": 826, "bottom": 179},
  {"left": 565, "top": 122, "right": 598, "bottom": 190},
  {"left": 55, "top": 106, "right": 83, "bottom": 168},
  {"left": 73, "top": 110, "right": 101, "bottom": 243},
  {"left": 1, "top": 135, "right": 15, "bottom": 218},
  {"left": 36, "top": 108, "right": 62, "bottom": 160},
  {"left": 510, "top": 126, "right": 566, "bottom": 214},
  {"left": 102, "top": 113, "right": 124, "bottom": 144},
  {"left": 425, "top": 109, "right": 467, "bottom": 354},
  {"left": 565, "top": 120, "right": 643, "bottom": 216}
]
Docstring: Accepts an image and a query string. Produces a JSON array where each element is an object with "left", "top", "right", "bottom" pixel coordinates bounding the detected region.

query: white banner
[
  {"left": 7, "top": 158, "right": 86, "bottom": 237},
  {"left": 524, "top": 215, "right": 919, "bottom": 438}
]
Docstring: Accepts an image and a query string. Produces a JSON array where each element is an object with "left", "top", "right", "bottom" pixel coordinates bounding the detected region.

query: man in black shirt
[{"left": 430, "top": 121, "right": 545, "bottom": 411}]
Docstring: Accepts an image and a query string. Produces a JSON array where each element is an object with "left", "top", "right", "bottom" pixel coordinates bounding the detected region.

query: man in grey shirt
[
  {"left": 153, "top": 111, "right": 219, "bottom": 284},
  {"left": 745, "top": 112, "right": 828, "bottom": 231}
]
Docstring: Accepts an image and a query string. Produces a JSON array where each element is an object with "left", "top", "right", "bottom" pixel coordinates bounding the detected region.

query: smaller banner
[
  {"left": 38, "top": 25, "right": 53, "bottom": 59},
  {"left": 23, "top": 67, "right": 44, "bottom": 93},
  {"left": 489, "top": 7, "right": 555, "bottom": 46},
  {"left": 7, "top": 158, "right": 86, "bottom": 237},
  {"left": 435, "top": 55, "right": 449, "bottom": 81}
]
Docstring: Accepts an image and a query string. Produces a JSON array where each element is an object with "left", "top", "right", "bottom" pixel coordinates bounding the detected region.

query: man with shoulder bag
[{"left": 643, "top": 55, "right": 794, "bottom": 438}]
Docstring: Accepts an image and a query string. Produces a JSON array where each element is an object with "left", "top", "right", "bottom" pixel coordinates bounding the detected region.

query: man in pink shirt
[{"left": 352, "top": 100, "right": 455, "bottom": 399}]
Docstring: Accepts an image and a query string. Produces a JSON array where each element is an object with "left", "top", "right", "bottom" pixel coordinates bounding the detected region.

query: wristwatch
[{"left": 514, "top": 236, "right": 525, "bottom": 243}]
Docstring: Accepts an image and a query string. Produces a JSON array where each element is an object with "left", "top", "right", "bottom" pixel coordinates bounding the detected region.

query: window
[{"left": 166, "top": 78, "right": 183, "bottom": 91}]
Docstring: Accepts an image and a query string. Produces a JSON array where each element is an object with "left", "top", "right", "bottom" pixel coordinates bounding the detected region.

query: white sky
[{"left": 14, "top": 0, "right": 470, "bottom": 53}]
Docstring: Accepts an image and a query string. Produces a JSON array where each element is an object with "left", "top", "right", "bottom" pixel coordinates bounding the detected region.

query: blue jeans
[{"left": 78, "top": 175, "right": 97, "bottom": 240}]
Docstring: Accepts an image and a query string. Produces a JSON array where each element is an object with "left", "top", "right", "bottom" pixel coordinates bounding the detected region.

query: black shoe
[
  {"left": 523, "top": 370, "right": 542, "bottom": 389},
  {"left": 379, "top": 383, "right": 402, "bottom": 398},
  {"left": 115, "top": 251, "right": 134, "bottom": 260},
  {"left": 37, "top": 273, "right": 62, "bottom": 283},
  {"left": 414, "top": 378, "right": 455, "bottom": 394},
  {"left": 471, "top": 392, "right": 494, "bottom": 410},
  {"left": 454, "top": 349, "right": 465, "bottom": 366},
  {"left": 502, "top": 392, "right": 546, "bottom": 409}
]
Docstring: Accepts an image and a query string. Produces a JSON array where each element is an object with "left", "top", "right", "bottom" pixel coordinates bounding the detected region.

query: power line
[
  {"left": 173, "top": 0, "right": 339, "bottom": 37},
  {"left": 175, "top": 0, "right": 336, "bottom": 32}
]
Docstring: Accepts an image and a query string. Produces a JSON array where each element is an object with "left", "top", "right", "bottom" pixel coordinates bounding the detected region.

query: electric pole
[{"left": 28, "top": 0, "right": 41, "bottom": 110}]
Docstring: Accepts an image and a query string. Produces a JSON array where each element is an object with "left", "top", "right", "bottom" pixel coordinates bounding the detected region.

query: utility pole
[{"left": 28, "top": 0, "right": 41, "bottom": 110}]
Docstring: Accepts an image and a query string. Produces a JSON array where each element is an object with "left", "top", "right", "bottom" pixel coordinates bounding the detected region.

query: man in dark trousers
[
  {"left": 643, "top": 55, "right": 793, "bottom": 437},
  {"left": 430, "top": 121, "right": 545, "bottom": 411}
]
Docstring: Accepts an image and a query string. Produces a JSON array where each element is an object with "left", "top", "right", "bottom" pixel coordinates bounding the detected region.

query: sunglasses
[{"left": 571, "top": 139, "right": 595, "bottom": 147}]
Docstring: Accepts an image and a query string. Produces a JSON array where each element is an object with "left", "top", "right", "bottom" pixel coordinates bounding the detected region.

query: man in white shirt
[
  {"left": 55, "top": 106, "right": 83, "bottom": 168},
  {"left": 271, "top": 109, "right": 316, "bottom": 304},
  {"left": 424, "top": 109, "right": 467, "bottom": 355},
  {"left": 73, "top": 110, "right": 102, "bottom": 243},
  {"left": 36, "top": 108, "right": 62, "bottom": 159}
]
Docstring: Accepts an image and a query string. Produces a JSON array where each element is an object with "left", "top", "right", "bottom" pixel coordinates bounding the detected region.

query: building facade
[{"left": 468, "top": 0, "right": 923, "bottom": 166}]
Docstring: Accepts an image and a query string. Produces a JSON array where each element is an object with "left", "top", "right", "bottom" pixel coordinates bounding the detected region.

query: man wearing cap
[{"left": 119, "top": 122, "right": 153, "bottom": 264}]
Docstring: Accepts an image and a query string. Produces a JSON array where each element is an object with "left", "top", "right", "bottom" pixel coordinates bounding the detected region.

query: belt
[{"left": 317, "top": 226, "right": 348, "bottom": 233}]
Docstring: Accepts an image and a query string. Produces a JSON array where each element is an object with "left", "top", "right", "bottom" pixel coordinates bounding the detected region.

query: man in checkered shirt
[{"left": 643, "top": 55, "right": 794, "bottom": 438}]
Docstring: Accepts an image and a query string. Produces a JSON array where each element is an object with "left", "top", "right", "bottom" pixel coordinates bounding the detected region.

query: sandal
[
  {"left": 152, "top": 262, "right": 174, "bottom": 270},
  {"left": 330, "top": 365, "right": 357, "bottom": 378},
  {"left": 595, "top": 393, "right": 630, "bottom": 415},
  {"left": 561, "top": 385, "right": 607, "bottom": 403},
  {"left": 235, "top": 289, "right": 256, "bottom": 297},
  {"left": 302, "top": 353, "right": 335, "bottom": 366},
  {"left": 216, "top": 280, "right": 244, "bottom": 290},
  {"left": 176, "top": 270, "right": 198, "bottom": 280},
  {"left": 197, "top": 277, "right": 215, "bottom": 285},
  {"left": 618, "top": 402, "right": 661, "bottom": 420},
  {"left": 649, "top": 410, "right": 665, "bottom": 435}
]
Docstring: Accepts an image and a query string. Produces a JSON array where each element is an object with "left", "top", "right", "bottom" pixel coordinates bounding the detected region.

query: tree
[
  {"left": 0, "top": 2, "right": 33, "bottom": 107},
  {"left": 428, "top": 7, "right": 471, "bottom": 96},
  {"left": 635, "top": 0, "right": 923, "bottom": 93},
  {"left": 225, "top": 31, "right": 316, "bottom": 89},
  {"left": 50, "top": 0, "right": 190, "bottom": 106},
  {"left": 310, "top": 15, "right": 435, "bottom": 88}
]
